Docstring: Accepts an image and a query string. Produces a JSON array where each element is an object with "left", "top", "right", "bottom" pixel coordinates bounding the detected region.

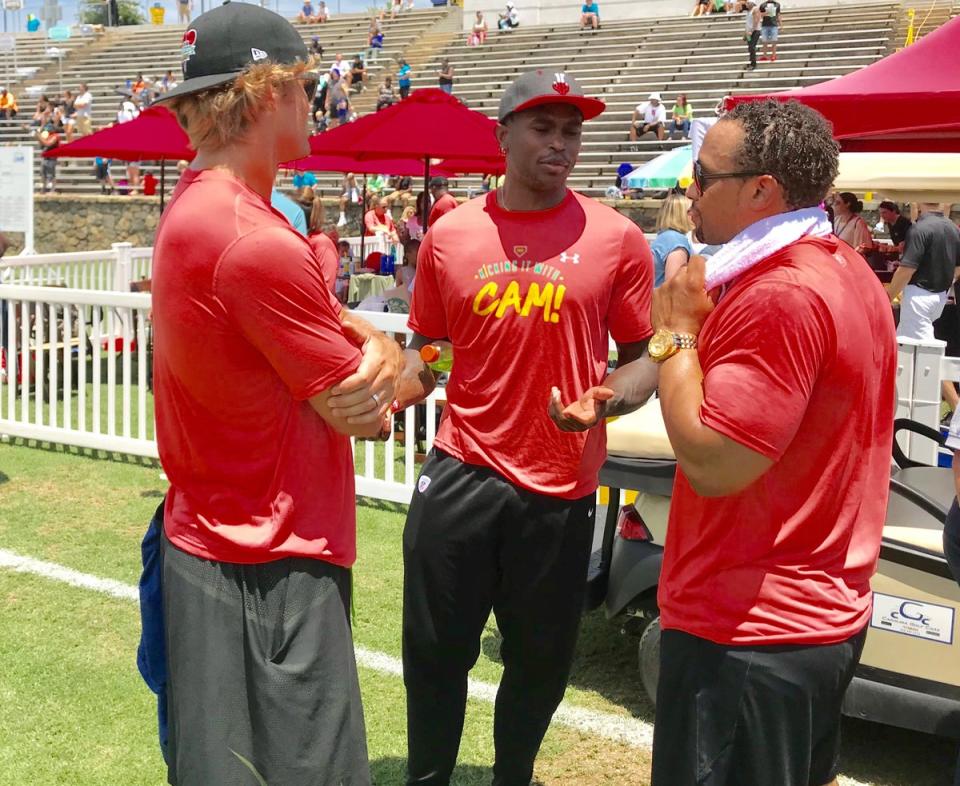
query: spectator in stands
[
  {"left": 744, "top": 0, "right": 762, "bottom": 70},
  {"left": 325, "top": 69, "right": 350, "bottom": 129},
  {"left": 131, "top": 73, "right": 149, "bottom": 96},
  {"left": 95, "top": 156, "right": 114, "bottom": 194},
  {"left": 498, "top": 1, "right": 519, "bottom": 30},
  {"left": 37, "top": 127, "right": 60, "bottom": 193},
  {"left": 330, "top": 53, "right": 350, "bottom": 79},
  {"left": 27, "top": 96, "right": 51, "bottom": 130},
  {"left": 364, "top": 195, "right": 400, "bottom": 242},
  {"left": 385, "top": 175, "right": 413, "bottom": 208},
  {"left": 160, "top": 70, "right": 179, "bottom": 93},
  {"left": 293, "top": 169, "right": 317, "bottom": 193},
  {"left": 692, "top": 0, "right": 710, "bottom": 16},
  {"left": 73, "top": 83, "right": 93, "bottom": 135},
  {"left": 651, "top": 193, "right": 694, "bottom": 287},
  {"left": 669, "top": 94, "right": 693, "bottom": 138},
  {"left": 468, "top": 11, "right": 488, "bottom": 45},
  {"left": 309, "top": 35, "right": 324, "bottom": 58},
  {"left": 177, "top": 0, "right": 192, "bottom": 23},
  {"left": 0, "top": 88, "right": 17, "bottom": 119},
  {"left": 297, "top": 0, "right": 319, "bottom": 23},
  {"left": 349, "top": 54, "right": 367, "bottom": 93},
  {"left": 630, "top": 92, "right": 666, "bottom": 142},
  {"left": 317, "top": 0, "right": 329, "bottom": 21},
  {"left": 338, "top": 172, "right": 362, "bottom": 226},
  {"left": 758, "top": 0, "right": 781, "bottom": 62},
  {"left": 831, "top": 192, "right": 871, "bottom": 249},
  {"left": 427, "top": 176, "right": 457, "bottom": 226},
  {"left": 580, "top": 0, "right": 600, "bottom": 29},
  {"left": 709, "top": 0, "right": 729, "bottom": 14},
  {"left": 117, "top": 100, "right": 141, "bottom": 195},
  {"left": 437, "top": 58, "right": 455, "bottom": 94},
  {"left": 368, "top": 16, "right": 384, "bottom": 62},
  {"left": 367, "top": 173, "right": 388, "bottom": 197},
  {"left": 390, "top": 0, "right": 403, "bottom": 18},
  {"left": 61, "top": 90, "right": 77, "bottom": 142},
  {"left": 398, "top": 60, "right": 412, "bottom": 99},
  {"left": 377, "top": 75, "right": 397, "bottom": 110}
]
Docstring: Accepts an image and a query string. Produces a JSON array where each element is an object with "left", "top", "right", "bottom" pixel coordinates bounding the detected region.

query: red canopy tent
[
  {"left": 731, "top": 15, "right": 960, "bottom": 152},
  {"left": 308, "top": 88, "right": 503, "bottom": 223},
  {"left": 44, "top": 105, "right": 195, "bottom": 207}
]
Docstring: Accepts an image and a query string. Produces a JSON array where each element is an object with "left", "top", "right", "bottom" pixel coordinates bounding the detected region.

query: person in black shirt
[
  {"left": 887, "top": 203, "right": 960, "bottom": 341},
  {"left": 878, "top": 201, "right": 912, "bottom": 253}
]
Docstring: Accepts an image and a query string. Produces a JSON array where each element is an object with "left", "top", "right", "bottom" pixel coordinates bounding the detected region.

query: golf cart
[{"left": 586, "top": 400, "right": 960, "bottom": 739}]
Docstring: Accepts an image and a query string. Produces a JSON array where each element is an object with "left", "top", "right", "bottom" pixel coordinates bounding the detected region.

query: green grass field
[{"left": 0, "top": 439, "right": 955, "bottom": 786}]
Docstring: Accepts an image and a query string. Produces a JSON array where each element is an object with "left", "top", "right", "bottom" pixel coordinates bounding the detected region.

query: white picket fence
[
  {"left": 0, "top": 243, "right": 153, "bottom": 292},
  {"left": 0, "top": 270, "right": 443, "bottom": 503}
]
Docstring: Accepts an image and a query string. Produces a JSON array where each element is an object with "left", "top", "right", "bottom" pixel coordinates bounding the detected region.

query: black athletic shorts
[{"left": 651, "top": 625, "right": 868, "bottom": 786}]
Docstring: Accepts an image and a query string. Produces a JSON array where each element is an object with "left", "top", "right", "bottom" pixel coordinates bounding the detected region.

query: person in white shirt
[
  {"left": 630, "top": 91, "right": 666, "bottom": 141},
  {"left": 498, "top": 1, "right": 519, "bottom": 29},
  {"left": 74, "top": 83, "right": 94, "bottom": 136},
  {"left": 117, "top": 100, "right": 141, "bottom": 194},
  {"left": 330, "top": 54, "right": 350, "bottom": 79}
]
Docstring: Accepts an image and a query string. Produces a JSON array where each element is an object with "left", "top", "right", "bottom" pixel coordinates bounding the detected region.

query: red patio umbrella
[
  {"left": 730, "top": 15, "right": 960, "bottom": 152},
  {"left": 44, "top": 105, "right": 194, "bottom": 207},
  {"left": 308, "top": 88, "right": 502, "bottom": 224}
]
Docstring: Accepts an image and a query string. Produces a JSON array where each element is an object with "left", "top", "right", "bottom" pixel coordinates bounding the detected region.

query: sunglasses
[
  {"left": 693, "top": 159, "right": 765, "bottom": 193},
  {"left": 298, "top": 73, "right": 320, "bottom": 103}
]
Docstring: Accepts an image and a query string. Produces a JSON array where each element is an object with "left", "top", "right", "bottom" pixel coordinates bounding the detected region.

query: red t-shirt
[
  {"left": 308, "top": 230, "right": 339, "bottom": 293},
  {"left": 152, "top": 168, "right": 362, "bottom": 566},
  {"left": 658, "top": 235, "right": 896, "bottom": 645},
  {"left": 428, "top": 192, "right": 458, "bottom": 227},
  {"left": 364, "top": 208, "right": 396, "bottom": 237},
  {"left": 409, "top": 190, "right": 654, "bottom": 498}
]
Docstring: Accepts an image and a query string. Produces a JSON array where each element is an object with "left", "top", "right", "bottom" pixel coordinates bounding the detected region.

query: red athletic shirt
[
  {"left": 658, "top": 235, "right": 896, "bottom": 645},
  {"left": 428, "top": 192, "right": 458, "bottom": 227},
  {"left": 308, "top": 230, "right": 339, "bottom": 293},
  {"left": 409, "top": 189, "right": 654, "bottom": 498},
  {"left": 152, "top": 168, "right": 362, "bottom": 566},
  {"left": 364, "top": 208, "right": 396, "bottom": 237}
]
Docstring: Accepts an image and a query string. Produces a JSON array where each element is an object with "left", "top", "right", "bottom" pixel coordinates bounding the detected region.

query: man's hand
[
  {"left": 549, "top": 385, "right": 614, "bottom": 432},
  {"left": 653, "top": 253, "right": 714, "bottom": 334},
  {"left": 328, "top": 319, "right": 403, "bottom": 425}
]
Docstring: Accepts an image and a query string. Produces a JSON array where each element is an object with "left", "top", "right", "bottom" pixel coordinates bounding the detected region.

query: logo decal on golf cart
[{"left": 871, "top": 593, "right": 954, "bottom": 645}]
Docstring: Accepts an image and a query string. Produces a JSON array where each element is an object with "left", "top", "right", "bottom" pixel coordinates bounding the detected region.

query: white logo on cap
[{"left": 251, "top": 47, "right": 268, "bottom": 61}]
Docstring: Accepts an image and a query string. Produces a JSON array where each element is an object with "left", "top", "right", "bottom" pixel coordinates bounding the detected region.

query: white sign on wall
[{"left": 0, "top": 146, "right": 35, "bottom": 253}]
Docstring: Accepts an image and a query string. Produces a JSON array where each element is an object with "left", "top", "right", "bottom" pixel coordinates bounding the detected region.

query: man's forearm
[
  {"left": 600, "top": 355, "right": 660, "bottom": 417},
  {"left": 886, "top": 264, "right": 916, "bottom": 301}
]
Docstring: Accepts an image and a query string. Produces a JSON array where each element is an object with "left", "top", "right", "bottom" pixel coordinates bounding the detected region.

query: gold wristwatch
[{"left": 648, "top": 328, "right": 698, "bottom": 363}]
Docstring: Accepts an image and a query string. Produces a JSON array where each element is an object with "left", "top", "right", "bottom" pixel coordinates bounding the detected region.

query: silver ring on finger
[{"left": 371, "top": 392, "right": 381, "bottom": 406}]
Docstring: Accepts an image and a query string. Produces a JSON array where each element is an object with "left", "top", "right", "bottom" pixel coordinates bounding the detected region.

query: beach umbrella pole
[
  {"left": 359, "top": 176, "right": 367, "bottom": 266},
  {"left": 160, "top": 160, "right": 166, "bottom": 211},
  {"left": 422, "top": 157, "right": 430, "bottom": 230}
]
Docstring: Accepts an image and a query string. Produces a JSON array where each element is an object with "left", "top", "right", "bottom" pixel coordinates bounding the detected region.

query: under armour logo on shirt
[
  {"left": 251, "top": 47, "right": 268, "bottom": 61},
  {"left": 559, "top": 252, "right": 580, "bottom": 264}
]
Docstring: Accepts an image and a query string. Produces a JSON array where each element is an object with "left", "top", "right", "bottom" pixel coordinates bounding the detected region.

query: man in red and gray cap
[
  {"left": 148, "top": 3, "right": 400, "bottom": 784},
  {"left": 389, "top": 69, "right": 656, "bottom": 785}
]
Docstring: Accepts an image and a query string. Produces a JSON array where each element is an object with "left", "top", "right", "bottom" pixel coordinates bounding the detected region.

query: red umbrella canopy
[
  {"left": 282, "top": 153, "right": 458, "bottom": 177},
  {"left": 308, "top": 88, "right": 502, "bottom": 161},
  {"left": 730, "top": 16, "right": 960, "bottom": 152},
  {"left": 439, "top": 156, "right": 506, "bottom": 176},
  {"left": 44, "top": 105, "right": 194, "bottom": 161}
]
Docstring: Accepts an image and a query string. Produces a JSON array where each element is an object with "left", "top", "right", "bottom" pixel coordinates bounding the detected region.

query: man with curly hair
[
  {"left": 647, "top": 99, "right": 896, "bottom": 786},
  {"left": 149, "top": 5, "right": 401, "bottom": 784}
]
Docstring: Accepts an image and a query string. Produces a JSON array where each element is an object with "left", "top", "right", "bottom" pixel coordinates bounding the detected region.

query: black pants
[
  {"left": 747, "top": 30, "right": 761, "bottom": 67},
  {"left": 402, "top": 449, "right": 595, "bottom": 786},
  {"left": 652, "top": 626, "right": 867, "bottom": 786}
]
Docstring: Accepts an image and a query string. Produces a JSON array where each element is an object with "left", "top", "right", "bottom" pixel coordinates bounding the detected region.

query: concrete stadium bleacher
[{"left": 0, "top": 1, "right": 949, "bottom": 199}]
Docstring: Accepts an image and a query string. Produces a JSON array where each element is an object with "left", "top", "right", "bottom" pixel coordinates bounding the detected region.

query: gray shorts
[{"left": 161, "top": 533, "right": 370, "bottom": 786}]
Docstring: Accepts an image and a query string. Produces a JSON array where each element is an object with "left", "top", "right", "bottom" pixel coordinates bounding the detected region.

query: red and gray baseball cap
[
  {"left": 155, "top": 2, "right": 308, "bottom": 103},
  {"left": 497, "top": 69, "right": 605, "bottom": 122}
]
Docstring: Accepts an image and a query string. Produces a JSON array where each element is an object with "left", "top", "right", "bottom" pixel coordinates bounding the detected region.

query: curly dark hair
[{"left": 723, "top": 99, "right": 839, "bottom": 210}]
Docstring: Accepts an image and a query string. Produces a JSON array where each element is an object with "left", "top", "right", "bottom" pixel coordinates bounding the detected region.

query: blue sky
[{"left": 2, "top": 0, "right": 410, "bottom": 33}]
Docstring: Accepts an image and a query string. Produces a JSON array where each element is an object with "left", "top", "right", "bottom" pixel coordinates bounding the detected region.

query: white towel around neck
[{"left": 703, "top": 207, "right": 834, "bottom": 292}]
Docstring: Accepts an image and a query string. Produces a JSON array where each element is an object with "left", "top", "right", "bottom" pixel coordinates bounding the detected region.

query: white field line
[{"left": 0, "top": 548, "right": 653, "bottom": 749}]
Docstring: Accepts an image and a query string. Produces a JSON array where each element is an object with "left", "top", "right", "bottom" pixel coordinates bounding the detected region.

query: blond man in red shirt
[{"left": 151, "top": 5, "right": 400, "bottom": 784}]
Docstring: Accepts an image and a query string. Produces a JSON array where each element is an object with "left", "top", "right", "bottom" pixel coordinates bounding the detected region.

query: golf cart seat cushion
[
  {"left": 883, "top": 526, "right": 944, "bottom": 555},
  {"left": 606, "top": 398, "right": 676, "bottom": 459}
]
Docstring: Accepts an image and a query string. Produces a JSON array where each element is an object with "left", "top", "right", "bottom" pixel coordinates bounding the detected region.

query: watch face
[{"left": 649, "top": 329, "right": 672, "bottom": 357}]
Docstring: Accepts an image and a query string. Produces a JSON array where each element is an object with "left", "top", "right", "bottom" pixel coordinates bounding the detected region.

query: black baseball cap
[
  {"left": 155, "top": 2, "right": 308, "bottom": 103},
  {"left": 429, "top": 176, "right": 449, "bottom": 188}
]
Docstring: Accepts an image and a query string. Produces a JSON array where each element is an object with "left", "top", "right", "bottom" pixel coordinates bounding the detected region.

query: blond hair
[
  {"left": 169, "top": 58, "right": 316, "bottom": 152},
  {"left": 655, "top": 193, "right": 692, "bottom": 234}
]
